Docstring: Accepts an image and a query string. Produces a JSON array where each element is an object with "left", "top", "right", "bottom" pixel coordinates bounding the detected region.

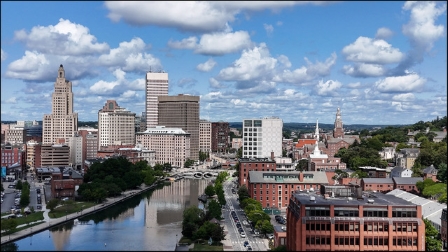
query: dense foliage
[
  {"left": 424, "top": 218, "right": 442, "bottom": 251},
  {"left": 78, "top": 157, "right": 163, "bottom": 202}
]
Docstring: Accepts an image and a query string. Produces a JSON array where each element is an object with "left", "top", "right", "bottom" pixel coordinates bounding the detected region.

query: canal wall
[{"left": 1, "top": 181, "right": 162, "bottom": 245}]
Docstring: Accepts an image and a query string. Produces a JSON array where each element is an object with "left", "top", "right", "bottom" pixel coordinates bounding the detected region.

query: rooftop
[{"left": 248, "top": 171, "right": 329, "bottom": 184}]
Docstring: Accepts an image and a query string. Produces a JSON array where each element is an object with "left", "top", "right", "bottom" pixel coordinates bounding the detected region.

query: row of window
[{"left": 306, "top": 236, "right": 418, "bottom": 247}]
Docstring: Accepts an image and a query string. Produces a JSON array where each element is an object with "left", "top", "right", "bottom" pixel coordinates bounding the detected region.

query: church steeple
[
  {"left": 313, "top": 119, "right": 320, "bottom": 154},
  {"left": 333, "top": 107, "right": 344, "bottom": 138}
]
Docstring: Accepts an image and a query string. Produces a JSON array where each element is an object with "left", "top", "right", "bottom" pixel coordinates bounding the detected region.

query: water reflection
[{"left": 6, "top": 179, "right": 210, "bottom": 251}]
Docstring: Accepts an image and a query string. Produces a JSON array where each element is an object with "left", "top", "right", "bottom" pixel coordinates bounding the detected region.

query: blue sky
[{"left": 1, "top": 1, "right": 446, "bottom": 125}]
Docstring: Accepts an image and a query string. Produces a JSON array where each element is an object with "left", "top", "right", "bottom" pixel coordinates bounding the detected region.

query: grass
[
  {"left": 1, "top": 221, "right": 45, "bottom": 237},
  {"left": 189, "top": 243, "right": 223, "bottom": 251},
  {"left": 0, "top": 211, "right": 44, "bottom": 226},
  {"left": 179, "top": 237, "right": 193, "bottom": 245},
  {"left": 49, "top": 201, "right": 96, "bottom": 219}
]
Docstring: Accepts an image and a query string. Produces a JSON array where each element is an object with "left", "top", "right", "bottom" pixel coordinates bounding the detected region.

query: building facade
[
  {"left": 242, "top": 117, "right": 283, "bottom": 159},
  {"left": 43, "top": 65, "right": 78, "bottom": 145},
  {"left": 287, "top": 191, "right": 425, "bottom": 251},
  {"left": 145, "top": 71, "right": 169, "bottom": 128},
  {"left": 158, "top": 94, "right": 199, "bottom": 160},
  {"left": 211, "top": 121, "right": 230, "bottom": 153},
  {"left": 199, "top": 120, "right": 212, "bottom": 154},
  {"left": 26, "top": 140, "right": 40, "bottom": 172},
  {"left": 40, "top": 144, "right": 70, "bottom": 167},
  {"left": 98, "top": 100, "right": 136, "bottom": 148},
  {"left": 238, "top": 158, "right": 277, "bottom": 189},
  {"left": 5, "top": 128, "right": 26, "bottom": 144},
  {"left": 136, "top": 126, "right": 191, "bottom": 168},
  {"left": 78, "top": 127, "right": 98, "bottom": 163},
  {"left": 68, "top": 134, "right": 83, "bottom": 170}
]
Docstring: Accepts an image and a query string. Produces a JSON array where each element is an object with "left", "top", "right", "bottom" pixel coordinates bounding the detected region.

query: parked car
[
  {"left": 243, "top": 241, "right": 249, "bottom": 247},
  {"left": 240, "top": 233, "right": 246, "bottom": 238},
  {"left": 246, "top": 245, "right": 252, "bottom": 251},
  {"left": 266, "top": 233, "right": 274, "bottom": 239},
  {"left": 36, "top": 188, "right": 41, "bottom": 194}
]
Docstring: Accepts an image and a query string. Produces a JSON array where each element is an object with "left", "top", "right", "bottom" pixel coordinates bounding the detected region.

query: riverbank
[{"left": 1, "top": 181, "right": 161, "bottom": 245}]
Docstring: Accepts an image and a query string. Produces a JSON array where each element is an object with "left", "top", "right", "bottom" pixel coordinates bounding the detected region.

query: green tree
[
  {"left": 416, "top": 179, "right": 436, "bottom": 194},
  {"left": 46, "top": 199, "right": 60, "bottom": 211},
  {"left": 182, "top": 206, "right": 205, "bottom": 238},
  {"left": 237, "top": 184, "right": 250, "bottom": 203},
  {"left": 295, "top": 159, "right": 308, "bottom": 171},
  {"left": 204, "top": 185, "right": 216, "bottom": 197},
  {"left": 422, "top": 183, "right": 447, "bottom": 203},
  {"left": 437, "top": 163, "right": 447, "bottom": 184},
  {"left": 1, "top": 218, "right": 18, "bottom": 234},
  {"left": 184, "top": 159, "right": 195, "bottom": 168},
  {"left": 206, "top": 199, "right": 222, "bottom": 220},
  {"left": 260, "top": 219, "right": 274, "bottom": 235},
  {"left": 424, "top": 218, "right": 442, "bottom": 251},
  {"left": 270, "top": 245, "right": 287, "bottom": 251},
  {"left": 194, "top": 220, "right": 225, "bottom": 241},
  {"left": 163, "top": 163, "right": 172, "bottom": 172},
  {"left": 16, "top": 180, "right": 23, "bottom": 190},
  {"left": 237, "top": 147, "right": 242, "bottom": 159}
]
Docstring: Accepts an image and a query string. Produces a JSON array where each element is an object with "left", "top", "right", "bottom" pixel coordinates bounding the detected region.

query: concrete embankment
[{"left": 1, "top": 182, "right": 161, "bottom": 245}]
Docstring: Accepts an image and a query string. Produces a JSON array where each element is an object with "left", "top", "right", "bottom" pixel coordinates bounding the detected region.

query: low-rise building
[
  {"left": 422, "top": 164, "right": 438, "bottom": 182},
  {"left": 361, "top": 178, "right": 394, "bottom": 193},
  {"left": 238, "top": 157, "right": 276, "bottom": 189},
  {"left": 50, "top": 167, "right": 83, "bottom": 200},
  {"left": 287, "top": 190, "right": 425, "bottom": 251},
  {"left": 390, "top": 166, "right": 413, "bottom": 178}
]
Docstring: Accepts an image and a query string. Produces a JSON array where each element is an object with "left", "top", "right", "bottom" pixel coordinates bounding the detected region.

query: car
[
  {"left": 243, "top": 241, "right": 249, "bottom": 247},
  {"left": 281, "top": 226, "right": 286, "bottom": 231},
  {"left": 38, "top": 179, "right": 42, "bottom": 183},
  {"left": 266, "top": 233, "right": 274, "bottom": 239},
  {"left": 231, "top": 211, "right": 236, "bottom": 215},
  {"left": 7, "top": 214, "right": 17, "bottom": 219},
  {"left": 37, "top": 205, "right": 42, "bottom": 209},
  {"left": 16, "top": 214, "right": 23, "bottom": 218},
  {"left": 240, "top": 233, "right": 246, "bottom": 238},
  {"left": 246, "top": 245, "right": 253, "bottom": 251},
  {"left": 36, "top": 188, "right": 41, "bottom": 194},
  {"left": 236, "top": 223, "right": 242, "bottom": 228},
  {"left": 275, "top": 215, "right": 282, "bottom": 221},
  {"left": 238, "top": 228, "right": 244, "bottom": 233}
]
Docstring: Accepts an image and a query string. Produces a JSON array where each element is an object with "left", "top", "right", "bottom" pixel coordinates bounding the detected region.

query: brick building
[
  {"left": 247, "top": 170, "right": 329, "bottom": 209},
  {"left": 50, "top": 168, "right": 83, "bottom": 200},
  {"left": 361, "top": 177, "right": 422, "bottom": 193},
  {"left": 238, "top": 157, "right": 276, "bottom": 189},
  {"left": 287, "top": 190, "right": 425, "bottom": 251},
  {"left": 211, "top": 121, "right": 230, "bottom": 153}
]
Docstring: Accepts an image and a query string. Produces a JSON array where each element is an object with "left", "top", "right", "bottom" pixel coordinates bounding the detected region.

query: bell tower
[{"left": 333, "top": 107, "right": 344, "bottom": 138}]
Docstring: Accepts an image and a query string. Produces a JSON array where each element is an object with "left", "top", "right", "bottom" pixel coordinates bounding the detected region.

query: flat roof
[
  {"left": 249, "top": 171, "right": 329, "bottom": 184},
  {"left": 293, "top": 191, "right": 417, "bottom": 207}
]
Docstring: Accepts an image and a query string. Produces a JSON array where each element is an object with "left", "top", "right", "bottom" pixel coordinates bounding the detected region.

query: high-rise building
[
  {"left": 40, "top": 144, "right": 70, "bottom": 167},
  {"left": 158, "top": 94, "right": 200, "bottom": 160},
  {"left": 211, "top": 121, "right": 230, "bottom": 153},
  {"left": 98, "top": 100, "right": 136, "bottom": 148},
  {"left": 43, "top": 65, "right": 78, "bottom": 145},
  {"left": 78, "top": 127, "right": 98, "bottom": 163},
  {"left": 68, "top": 134, "right": 83, "bottom": 170},
  {"left": 145, "top": 71, "right": 169, "bottom": 128},
  {"left": 199, "top": 120, "right": 212, "bottom": 154},
  {"left": 26, "top": 140, "right": 40, "bottom": 172},
  {"left": 242, "top": 117, "right": 283, "bottom": 159}
]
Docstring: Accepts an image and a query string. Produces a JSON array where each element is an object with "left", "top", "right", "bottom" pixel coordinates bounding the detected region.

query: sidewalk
[{"left": 1, "top": 183, "right": 158, "bottom": 245}]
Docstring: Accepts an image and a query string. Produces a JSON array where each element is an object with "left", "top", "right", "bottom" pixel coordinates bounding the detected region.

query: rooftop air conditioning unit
[
  {"left": 310, "top": 196, "right": 316, "bottom": 202},
  {"left": 367, "top": 199, "right": 374, "bottom": 204}
]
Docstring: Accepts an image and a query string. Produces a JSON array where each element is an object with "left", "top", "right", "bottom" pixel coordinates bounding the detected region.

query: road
[{"left": 222, "top": 177, "right": 268, "bottom": 251}]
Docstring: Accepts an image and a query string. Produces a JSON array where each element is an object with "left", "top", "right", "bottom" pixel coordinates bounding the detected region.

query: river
[{"left": 3, "top": 178, "right": 210, "bottom": 251}]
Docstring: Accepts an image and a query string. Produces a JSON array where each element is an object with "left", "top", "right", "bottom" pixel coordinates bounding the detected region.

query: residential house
[{"left": 390, "top": 166, "right": 413, "bottom": 178}]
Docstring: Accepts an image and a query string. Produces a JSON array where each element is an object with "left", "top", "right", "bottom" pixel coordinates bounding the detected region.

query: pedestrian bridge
[{"left": 179, "top": 171, "right": 219, "bottom": 179}]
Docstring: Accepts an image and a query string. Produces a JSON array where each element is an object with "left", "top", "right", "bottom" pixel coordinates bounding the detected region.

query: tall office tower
[
  {"left": 43, "top": 65, "right": 78, "bottom": 145},
  {"left": 211, "top": 121, "right": 230, "bottom": 153},
  {"left": 145, "top": 71, "right": 169, "bottom": 128},
  {"left": 158, "top": 94, "right": 200, "bottom": 160},
  {"left": 242, "top": 116, "right": 283, "bottom": 159},
  {"left": 98, "top": 100, "right": 136, "bottom": 148},
  {"left": 199, "top": 120, "right": 212, "bottom": 154}
]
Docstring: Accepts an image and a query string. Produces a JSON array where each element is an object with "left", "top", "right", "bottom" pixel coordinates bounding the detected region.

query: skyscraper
[
  {"left": 158, "top": 94, "right": 200, "bottom": 160},
  {"left": 43, "top": 65, "right": 78, "bottom": 145},
  {"left": 145, "top": 71, "right": 168, "bottom": 128},
  {"left": 98, "top": 100, "right": 136, "bottom": 148},
  {"left": 242, "top": 117, "right": 283, "bottom": 159}
]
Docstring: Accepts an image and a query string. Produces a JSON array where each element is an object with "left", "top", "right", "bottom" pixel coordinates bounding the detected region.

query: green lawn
[
  {"left": 0, "top": 211, "right": 44, "bottom": 226},
  {"left": 1, "top": 221, "right": 45, "bottom": 237},
  {"left": 189, "top": 243, "right": 223, "bottom": 251},
  {"left": 49, "top": 201, "right": 96, "bottom": 219}
]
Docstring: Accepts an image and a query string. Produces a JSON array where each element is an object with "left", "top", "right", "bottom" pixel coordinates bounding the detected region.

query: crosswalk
[{"left": 231, "top": 240, "right": 265, "bottom": 244}]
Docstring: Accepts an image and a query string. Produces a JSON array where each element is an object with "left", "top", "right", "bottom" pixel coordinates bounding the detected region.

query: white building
[
  {"left": 242, "top": 116, "right": 283, "bottom": 158},
  {"left": 199, "top": 120, "right": 212, "bottom": 153},
  {"left": 68, "top": 134, "right": 83, "bottom": 170},
  {"left": 136, "top": 126, "right": 190, "bottom": 168},
  {"left": 274, "top": 157, "right": 296, "bottom": 171},
  {"left": 390, "top": 166, "right": 413, "bottom": 178},
  {"left": 231, "top": 138, "right": 243, "bottom": 150},
  {"left": 145, "top": 71, "right": 168, "bottom": 128},
  {"left": 379, "top": 146, "right": 395, "bottom": 160},
  {"left": 98, "top": 100, "right": 135, "bottom": 148},
  {"left": 43, "top": 65, "right": 78, "bottom": 145}
]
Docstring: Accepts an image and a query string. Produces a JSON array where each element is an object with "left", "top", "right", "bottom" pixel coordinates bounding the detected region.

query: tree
[
  {"left": 422, "top": 183, "right": 447, "bottom": 203},
  {"left": 237, "top": 147, "right": 242, "bottom": 159},
  {"left": 1, "top": 218, "right": 18, "bottom": 234},
  {"left": 204, "top": 185, "right": 216, "bottom": 197},
  {"left": 437, "top": 163, "right": 447, "bottom": 184},
  {"left": 163, "top": 163, "right": 172, "bottom": 172},
  {"left": 260, "top": 219, "right": 274, "bottom": 235},
  {"left": 416, "top": 179, "right": 436, "bottom": 194},
  {"left": 295, "top": 159, "right": 308, "bottom": 171},
  {"left": 16, "top": 180, "right": 23, "bottom": 190},
  {"left": 237, "top": 184, "right": 250, "bottom": 203},
  {"left": 184, "top": 159, "right": 195, "bottom": 168},
  {"left": 206, "top": 199, "right": 222, "bottom": 220},
  {"left": 424, "top": 219, "right": 442, "bottom": 251},
  {"left": 46, "top": 199, "right": 60, "bottom": 211},
  {"left": 182, "top": 206, "right": 205, "bottom": 238}
]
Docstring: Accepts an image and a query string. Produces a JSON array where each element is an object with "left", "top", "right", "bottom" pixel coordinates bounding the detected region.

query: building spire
[{"left": 313, "top": 119, "right": 320, "bottom": 154}]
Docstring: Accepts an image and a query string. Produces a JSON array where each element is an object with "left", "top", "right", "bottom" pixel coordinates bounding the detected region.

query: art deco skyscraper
[
  {"left": 145, "top": 71, "right": 168, "bottom": 128},
  {"left": 43, "top": 65, "right": 78, "bottom": 144}
]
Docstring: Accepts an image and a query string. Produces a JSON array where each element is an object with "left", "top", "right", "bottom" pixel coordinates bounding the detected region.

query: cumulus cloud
[
  {"left": 314, "top": 79, "right": 342, "bottom": 96},
  {"left": 197, "top": 58, "right": 217, "bottom": 72},
  {"left": 177, "top": 78, "right": 197, "bottom": 88},
  {"left": 105, "top": 1, "right": 331, "bottom": 33},
  {"left": 375, "top": 27, "right": 394, "bottom": 39},
  {"left": 391, "top": 1, "right": 446, "bottom": 75},
  {"left": 392, "top": 93, "right": 415, "bottom": 101},
  {"left": 1, "top": 49, "right": 6, "bottom": 61},
  {"left": 264, "top": 24, "right": 274, "bottom": 35},
  {"left": 14, "top": 18, "right": 109, "bottom": 56},
  {"left": 374, "top": 73, "right": 426, "bottom": 93},
  {"left": 342, "top": 63, "right": 386, "bottom": 77},
  {"left": 90, "top": 69, "right": 126, "bottom": 95},
  {"left": 342, "top": 37, "right": 404, "bottom": 64},
  {"left": 167, "top": 37, "right": 198, "bottom": 50},
  {"left": 209, "top": 77, "right": 223, "bottom": 89}
]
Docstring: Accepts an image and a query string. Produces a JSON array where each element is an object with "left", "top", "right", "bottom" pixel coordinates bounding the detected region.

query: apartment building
[
  {"left": 78, "top": 127, "right": 98, "bottom": 162},
  {"left": 68, "top": 134, "right": 83, "bottom": 169},
  {"left": 422, "top": 164, "right": 438, "bottom": 182},
  {"left": 211, "top": 121, "right": 230, "bottom": 153},
  {"left": 361, "top": 177, "right": 423, "bottom": 193},
  {"left": 239, "top": 157, "right": 277, "bottom": 188},
  {"left": 242, "top": 117, "right": 283, "bottom": 159},
  {"left": 136, "top": 126, "right": 191, "bottom": 168},
  {"left": 43, "top": 65, "right": 78, "bottom": 145},
  {"left": 287, "top": 190, "right": 425, "bottom": 251},
  {"left": 199, "top": 120, "right": 212, "bottom": 153},
  {"left": 98, "top": 100, "right": 136, "bottom": 148},
  {"left": 40, "top": 144, "right": 70, "bottom": 167},
  {"left": 1, "top": 143, "right": 26, "bottom": 174},
  {"left": 26, "top": 140, "right": 40, "bottom": 172},
  {"left": 145, "top": 71, "right": 169, "bottom": 128},
  {"left": 51, "top": 168, "right": 83, "bottom": 200},
  {"left": 158, "top": 94, "right": 199, "bottom": 160},
  {"left": 390, "top": 166, "right": 413, "bottom": 178},
  {"left": 231, "top": 138, "right": 243, "bottom": 150},
  {"left": 395, "top": 148, "right": 420, "bottom": 169},
  {"left": 247, "top": 170, "right": 329, "bottom": 208},
  {"left": 5, "top": 128, "right": 26, "bottom": 144}
]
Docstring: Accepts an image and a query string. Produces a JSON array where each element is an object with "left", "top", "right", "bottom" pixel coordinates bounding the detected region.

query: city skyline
[{"left": 1, "top": 1, "right": 447, "bottom": 125}]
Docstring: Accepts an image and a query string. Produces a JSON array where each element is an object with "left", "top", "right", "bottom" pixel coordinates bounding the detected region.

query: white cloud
[
  {"left": 342, "top": 63, "right": 386, "bottom": 77},
  {"left": 264, "top": 24, "right": 274, "bottom": 35},
  {"left": 342, "top": 36, "right": 404, "bottom": 64},
  {"left": 14, "top": 18, "right": 109, "bottom": 56},
  {"left": 89, "top": 69, "right": 125, "bottom": 94},
  {"left": 218, "top": 43, "right": 277, "bottom": 81},
  {"left": 105, "top": 1, "right": 330, "bottom": 33},
  {"left": 1, "top": 49, "right": 6, "bottom": 61},
  {"left": 375, "top": 27, "right": 394, "bottom": 40},
  {"left": 230, "top": 99, "right": 247, "bottom": 106},
  {"left": 3, "top": 97, "right": 17, "bottom": 104},
  {"left": 5, "top": 51, "right": 51, "bottom": 80},
  {"left": 209, "top": 78, "right": 222, "bottom": 88},
  {"left": 374, "top": 73, "right": 426, "bottom": 93},
  {"left": 167, "top": 37, "right": 198, "bottom": 50},
  {"left": 315, "top": 79, "right": 342, "bottom": 96},
  {"left": 346, "top": 82, "right": 361, "bottom": 88},
  {"left": 197, "top": 58, "right": 217, "bottom": 72},
  {"left": 392, "top": 93, "right": 415, "bottom": 101}
]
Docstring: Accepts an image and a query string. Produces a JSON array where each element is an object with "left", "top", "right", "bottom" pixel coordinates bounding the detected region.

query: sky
[{"left": 1, "top": 1, "right": 447, "bottom": 125}]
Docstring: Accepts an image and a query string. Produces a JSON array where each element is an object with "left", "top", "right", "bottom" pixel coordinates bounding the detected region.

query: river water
[{"left": 4, "top": 179, "right": 210, "bottom": 251}]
